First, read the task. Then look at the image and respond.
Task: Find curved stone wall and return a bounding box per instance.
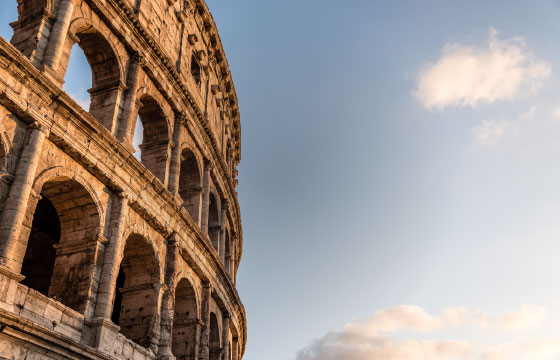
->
[0,0,245,359]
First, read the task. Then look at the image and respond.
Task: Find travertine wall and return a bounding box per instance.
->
[0,0,245,359]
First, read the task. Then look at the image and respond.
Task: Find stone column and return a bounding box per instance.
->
[0,122,47,272]
[158,233,179,359]
[200,162,211,234]
[198,283,212,360]
[231,337,239,360]
[225,255,232,278]
[168,113,186,196]
[222,313,230,360]
[93,192,129,321]
[42,0,75,70]
[117,53,144,148]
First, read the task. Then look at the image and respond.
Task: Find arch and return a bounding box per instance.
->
[178,147,202,223]
[209,312,221,360]
[62,18,124,131]
[111,232,160,348]
[134,94,171,183]
[32,166,105,227]
[208,193,220,252]
[172,278,199,360]
[21,175,102,313]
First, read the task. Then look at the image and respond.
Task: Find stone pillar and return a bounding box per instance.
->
[117,53,144,147]
[219,208,227,263]
[158,233,179,359]
[10,6,54,65]
[198,283,212,360]
[93,192,129,321]
[231,337,239,360]
[42,0,75,70]
[168,113,186,196]
[200,162,211,234]
[0,122,47,272]
[225,255,232,278]
[222,313,230,360]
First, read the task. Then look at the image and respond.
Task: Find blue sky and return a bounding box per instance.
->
[4,1,560,359]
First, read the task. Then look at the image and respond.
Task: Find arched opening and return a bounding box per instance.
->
[20,197,59,295]
[111,234,159,348]
[191,55,201,87]
[134,95,170,183]
[61,25,121,131]
[63,44,92,110]
[209,313,221,360]
[208,193,220,252]
[172,279,198,360]
[21,177,100,313]
[178,148,202,223]
[132,115,144,161]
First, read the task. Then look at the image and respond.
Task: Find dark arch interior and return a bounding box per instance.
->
[111,266,126,325]
[178,149,202,223]
[136,95,169,182]
[21,177,100,313]
[208,193,220,252]
[191,55,201,86]
[172,279,198,360]
[20,197,60,295]
[112,234,159,348]
[209,313,221,360]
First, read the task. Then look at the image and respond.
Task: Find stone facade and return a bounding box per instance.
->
[0,0,245,359]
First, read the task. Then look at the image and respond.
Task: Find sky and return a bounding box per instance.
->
[3,1,560,359]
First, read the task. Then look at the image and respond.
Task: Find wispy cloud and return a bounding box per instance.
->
[470,118,515,146]
[414,28,551,110]
[296,305,551,360]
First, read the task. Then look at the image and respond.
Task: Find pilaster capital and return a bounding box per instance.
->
[175,111,188,125]
[116,191,129,201]
[27,120,47,133]
[132,51,145,66]
[167,231,180,247]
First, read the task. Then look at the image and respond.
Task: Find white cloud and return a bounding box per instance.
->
[296,305,552,360]
[297,335,472,360]
[470,106,540,146]
[471,119,513,146]
[414,28,551,110]
[499,305,547,331]
[481,337,560,360]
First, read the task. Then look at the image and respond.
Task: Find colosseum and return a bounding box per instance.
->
[0,0,246,359]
